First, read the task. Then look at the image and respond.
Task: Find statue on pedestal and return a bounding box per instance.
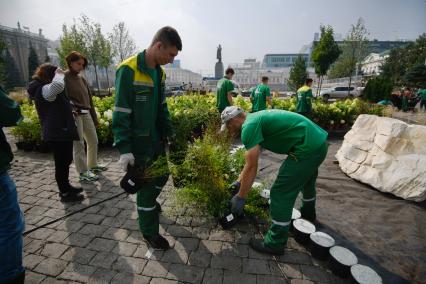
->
[215,44,224,79]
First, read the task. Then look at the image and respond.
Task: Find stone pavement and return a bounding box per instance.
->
[8,139,345,284]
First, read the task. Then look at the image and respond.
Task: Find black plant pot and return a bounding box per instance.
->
[309,231,335,260]
[23,142,34,152]
[292,218,316,245]
[329,246,358,278]
[350,264,382,284]
[15,142,25,150]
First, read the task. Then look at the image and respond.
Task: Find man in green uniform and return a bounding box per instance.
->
[251,76,272,112]
[296,78,314,117]
[417,87,426,111]
[216,68,235,113]
[112,26,182,250]
[220,106,328,255]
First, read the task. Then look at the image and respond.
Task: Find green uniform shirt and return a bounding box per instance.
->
[145,67,159,142]
[251,84,271,112]
[241,110,328,159]
[216,77,234,112]
[296,85,313,113]
[0,86,22,174]
[418,89,426,101]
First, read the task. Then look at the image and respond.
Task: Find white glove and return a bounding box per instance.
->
[118,153,135,171]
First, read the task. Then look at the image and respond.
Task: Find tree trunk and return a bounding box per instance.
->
[316,75,321,96]
[348,75,353,97]
[319,75,323,94]
[93,62,101,96]
[105,66,111,94]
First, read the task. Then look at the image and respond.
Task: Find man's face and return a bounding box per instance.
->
[156,43,179,65]
[227,73,234,80]
[307,81,313,87]
[227,116,243,137]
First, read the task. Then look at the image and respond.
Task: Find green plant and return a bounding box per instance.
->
[362,76,393,102]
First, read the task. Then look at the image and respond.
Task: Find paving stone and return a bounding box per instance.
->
[43,208,66,218]
[211,255,242,271]
[58,262,97,282]
[112,241,138,256]
[221,242,249,257]
[25,271,46,284]
[208,229,235,242]
[113,255,147,274]
[248,247,274,260]
[257,275,287,283]
[55,221,84,233]
[34,257,69,277]
[60,247,97,265]
[40,242,69,258]
[110,272,151,284]
[198,240,222,254]
[290,280,314,284]
[81,213,105,224]
[28,228,56,240]
[88,268,118,284]
[98,206,121,217]
[39,276,69,284]
[150,278,178,284]
[300,265,331,283]
[87,237,117,252]
[159,215,176,225]
[89,252,119,269]
[176,216,193,226]
[24,253,46,270]
[79,224,109,237]
[188,251,212,268]
[63,232,95,248]
[126,231,145,244]
[167,225,192,237]
[242,258,271,274]
[174,237,200,251]
[122,219,139,230]
[102,227,130,240]
[222,271,256,284]
[166,263,204,283]
[142,260,170,277]
[133,243,164,260]
[46,230,70,243]
[202,268,223,284]
[278,263,303,279]
[161,248,189,264]
[24,239,44,254]
[278,251,313,265]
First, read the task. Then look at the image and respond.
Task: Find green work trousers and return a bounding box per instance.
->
[264,142,328,249]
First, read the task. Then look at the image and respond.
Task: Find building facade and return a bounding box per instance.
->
[360,52,389,75]
[262,54,310,68]
[0,23,48,84]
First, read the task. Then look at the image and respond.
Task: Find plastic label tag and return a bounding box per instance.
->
[226,214,234,222]
[128,179,135,186]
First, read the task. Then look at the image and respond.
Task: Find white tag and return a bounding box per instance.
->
[226,214,234,222]
[145,247,154,259]
[261,189,270,199]
[128,179,135,186]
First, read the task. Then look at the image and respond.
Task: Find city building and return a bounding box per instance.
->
[164,60,203,86]
[360,51,390,75]
[0,22,48,84]
[262,54,310,68]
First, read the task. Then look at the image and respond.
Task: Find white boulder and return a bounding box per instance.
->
[336,114,426,202]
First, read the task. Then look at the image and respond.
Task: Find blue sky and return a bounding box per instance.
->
[1,0,425,75]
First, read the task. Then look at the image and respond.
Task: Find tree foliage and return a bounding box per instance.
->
[362,76,393,102]
[56,22,87,68]
[287,55,308,92]
[109,22,136,63]
[311,25,341,77]
[28,43,40,81]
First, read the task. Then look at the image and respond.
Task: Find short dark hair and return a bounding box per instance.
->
[32,63,57,84]
[306,78,313,85]
[225,67,235,75]
[65,51,88,69]
[262,76,269,82]
[151,26,182,51]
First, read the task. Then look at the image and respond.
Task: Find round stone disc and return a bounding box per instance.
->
[351,264,382,284]
[293,219,316,235]
[310,231,335,248]
[330,246,358,267]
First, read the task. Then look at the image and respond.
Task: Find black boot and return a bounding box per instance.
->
[60,191,84,202]
[66,184,83,194]
[156,201,163,213]
[249,238,284,256]
[143,234,170,250]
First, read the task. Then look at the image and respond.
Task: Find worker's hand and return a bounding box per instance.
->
[118,153,135,171]
[230,194,246,216]
[228,181,241,195]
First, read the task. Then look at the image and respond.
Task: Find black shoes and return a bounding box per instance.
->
[60,191,84,202]
[143,234,170,250]
[249,238,284,256]
[67,184,83,194]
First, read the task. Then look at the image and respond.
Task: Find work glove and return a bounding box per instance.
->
[228,181,241,195]
[118,153,135,171]
[230,194,246,216]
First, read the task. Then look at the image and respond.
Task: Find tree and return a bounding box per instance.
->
[287,55,308,92]
[98,34,115,93]
[311,25,341,94]
[56,23,87,68]
[404,63,426,88]
[3,49,23,90]
[0,36,6,86]
[328,18,369,95]
[109,22,136,63]
[381,34,426,85]
[28,43,39,81]
[362,76,392,102]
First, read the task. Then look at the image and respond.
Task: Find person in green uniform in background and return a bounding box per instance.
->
[402,87,410,112]
[250,76,272,112]
[417,87,426,111]
[220,106,328,255]
[296,78,314,117]
[112,26,182,250]
[216,68,235,113]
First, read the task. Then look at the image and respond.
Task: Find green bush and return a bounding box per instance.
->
[362,76,393,103]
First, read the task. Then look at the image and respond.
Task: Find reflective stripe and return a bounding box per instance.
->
[271,219,291,227]
[114,106,132,114]
[155,186,162,190]
[302,197,316,202]
[134,81,154,87]
[137,206,157,211]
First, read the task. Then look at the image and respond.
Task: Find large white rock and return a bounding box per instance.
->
[336,114,426,202]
